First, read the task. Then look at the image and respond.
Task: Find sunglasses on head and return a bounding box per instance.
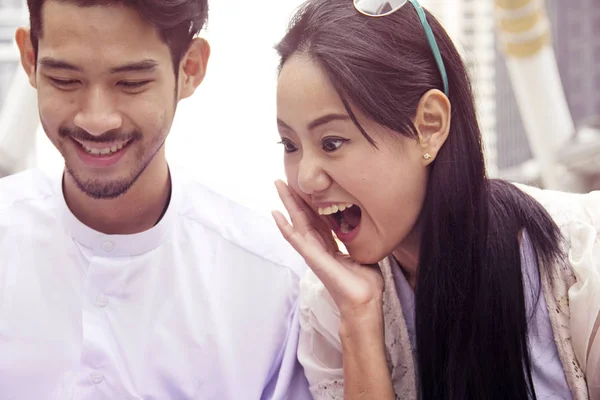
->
[353,0,450,96]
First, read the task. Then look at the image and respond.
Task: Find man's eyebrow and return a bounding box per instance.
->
[109,60,159,74]
[38,57,82,71]
[37,58,160,74]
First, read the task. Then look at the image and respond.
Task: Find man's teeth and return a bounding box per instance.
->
[81,142,127,155]
[318,203,354,216]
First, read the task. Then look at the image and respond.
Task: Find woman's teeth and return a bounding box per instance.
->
[317,203,354,215]
[318,203,358,234]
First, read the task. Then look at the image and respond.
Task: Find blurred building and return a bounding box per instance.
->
[497,0,600,172]
[547,0,600,127]
[0,0,32,177]
[425,0,599,188]
[0,0,25,112]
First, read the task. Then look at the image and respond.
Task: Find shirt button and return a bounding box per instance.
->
[96,296,108,308]
[102,241,114,252]
[91,372,104,384]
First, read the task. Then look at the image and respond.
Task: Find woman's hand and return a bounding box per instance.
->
[271,180,384,319]
[273,181,395,399]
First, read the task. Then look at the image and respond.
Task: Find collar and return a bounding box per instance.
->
[57,166,180,257]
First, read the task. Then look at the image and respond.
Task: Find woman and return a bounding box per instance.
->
[271,0,599,399]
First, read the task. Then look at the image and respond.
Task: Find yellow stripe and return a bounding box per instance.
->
[495,0,533,10]
[498,10,543,34]
[502,30,550,57]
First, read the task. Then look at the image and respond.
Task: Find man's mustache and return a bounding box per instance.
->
[59,126,142,143]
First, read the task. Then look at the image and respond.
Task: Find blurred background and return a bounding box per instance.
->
[0,0,598,213]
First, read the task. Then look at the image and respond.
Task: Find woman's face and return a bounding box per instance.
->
[276,53,431,264]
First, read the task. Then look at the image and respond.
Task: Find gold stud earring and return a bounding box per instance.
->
[423,153,432,160]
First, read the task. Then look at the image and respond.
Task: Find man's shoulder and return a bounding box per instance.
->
[0,168,58,211]
[176,172,307,279]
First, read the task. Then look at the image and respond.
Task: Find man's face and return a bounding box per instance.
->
[31,1,180,199]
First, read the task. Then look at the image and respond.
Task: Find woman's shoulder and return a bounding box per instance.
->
[513,182,600,229]
[515,182,599,280]
[516,183,600,396]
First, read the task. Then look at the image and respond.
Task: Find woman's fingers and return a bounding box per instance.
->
[288,186,340,253]
[271,210,303,252]
[275,180,339,254]
[274,180,313,233]
[271,210,352,288]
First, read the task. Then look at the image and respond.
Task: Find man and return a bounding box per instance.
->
[0,1,311,398]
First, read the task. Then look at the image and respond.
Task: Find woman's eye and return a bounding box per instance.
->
[278,138,298,153]
[322,137,349,153]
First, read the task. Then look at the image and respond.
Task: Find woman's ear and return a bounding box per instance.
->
[413,89,451,164]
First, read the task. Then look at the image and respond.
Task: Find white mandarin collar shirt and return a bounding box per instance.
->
[0,166,311,400]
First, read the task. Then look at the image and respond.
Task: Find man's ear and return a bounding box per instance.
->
[178,37,210,100]
[15,27,37,88]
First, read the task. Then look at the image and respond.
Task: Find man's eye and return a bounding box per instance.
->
[322,137,349,152]
[48,77,79,87]
[118,81,151,89]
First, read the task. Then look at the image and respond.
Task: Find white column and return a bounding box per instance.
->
[494,0,576,189]
[0,65,39,176]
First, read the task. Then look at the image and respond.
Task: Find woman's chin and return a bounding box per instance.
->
[345,246,386,266]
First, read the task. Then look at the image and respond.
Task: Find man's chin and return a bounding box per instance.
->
[78,181,134,200]
[65,169,135,200]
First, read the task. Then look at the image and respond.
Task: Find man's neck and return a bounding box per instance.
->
[63,161,172,235]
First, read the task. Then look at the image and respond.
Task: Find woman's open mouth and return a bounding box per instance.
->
[318,203,362,242]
